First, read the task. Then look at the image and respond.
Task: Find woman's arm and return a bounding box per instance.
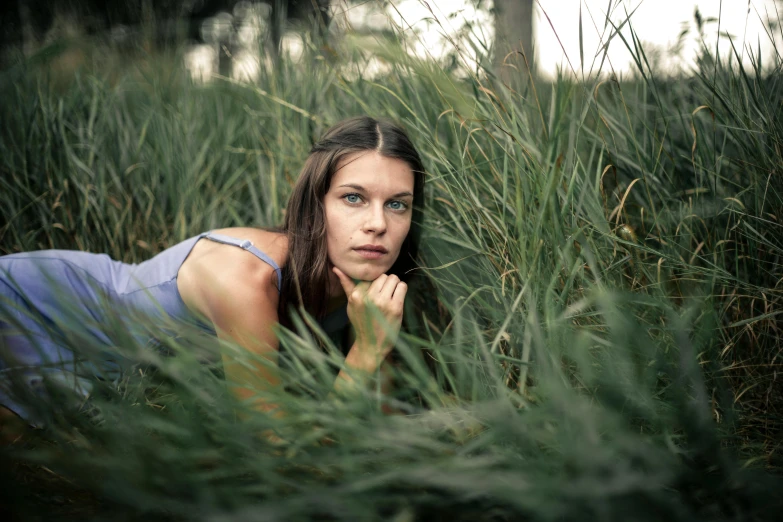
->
[204,268,284,417]
[206,263,406,426]
[330,268,407,403]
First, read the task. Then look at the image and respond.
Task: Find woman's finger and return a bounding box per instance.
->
[391,281,408,308]
[377,274,400,301]
[368,273,388,295]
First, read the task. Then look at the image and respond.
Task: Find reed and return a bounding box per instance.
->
[1,2,781,520]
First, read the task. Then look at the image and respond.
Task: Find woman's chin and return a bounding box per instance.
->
[343,264,388,282]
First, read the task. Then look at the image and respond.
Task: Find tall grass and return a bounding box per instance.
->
[1,2,782,520]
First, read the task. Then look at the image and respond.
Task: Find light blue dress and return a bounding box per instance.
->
[0,231,347,424]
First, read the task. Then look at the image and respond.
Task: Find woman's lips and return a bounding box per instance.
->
[354,248,386,260]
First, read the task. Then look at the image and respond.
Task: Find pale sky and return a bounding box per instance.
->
[535,0,780,78]
[381,0,781,78]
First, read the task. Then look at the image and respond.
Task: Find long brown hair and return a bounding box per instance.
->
[277,116,425,329]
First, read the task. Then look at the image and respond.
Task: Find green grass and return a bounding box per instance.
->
[1,4,782,520]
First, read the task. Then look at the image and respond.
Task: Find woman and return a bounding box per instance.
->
[0,116,425,432]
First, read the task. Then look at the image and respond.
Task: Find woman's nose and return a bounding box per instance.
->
[362,204,387,234]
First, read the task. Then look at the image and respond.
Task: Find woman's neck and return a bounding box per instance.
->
[325,293,347,315]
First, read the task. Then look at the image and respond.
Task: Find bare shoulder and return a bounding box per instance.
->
[178,227,288,324]
[212,227,288,270]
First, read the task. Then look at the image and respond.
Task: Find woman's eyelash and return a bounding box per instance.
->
[341,193,409,211]
[387,200,409,210]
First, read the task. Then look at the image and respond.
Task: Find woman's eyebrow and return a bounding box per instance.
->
[337,184,413,198]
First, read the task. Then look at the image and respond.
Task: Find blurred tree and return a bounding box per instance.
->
[270,0,331,61]
[0,0,331,61]
[492,0,535,88]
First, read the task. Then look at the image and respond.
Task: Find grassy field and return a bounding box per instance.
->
[1,5,782,521]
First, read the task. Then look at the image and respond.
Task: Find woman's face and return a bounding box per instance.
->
[324,151,415,289]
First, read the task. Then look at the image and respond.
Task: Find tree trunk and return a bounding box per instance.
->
[493,0,535,89]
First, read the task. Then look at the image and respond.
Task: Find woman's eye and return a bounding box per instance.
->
[387,200,408,211]
[344,194,362,204]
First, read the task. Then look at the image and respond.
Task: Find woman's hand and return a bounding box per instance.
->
[332,267,407,365]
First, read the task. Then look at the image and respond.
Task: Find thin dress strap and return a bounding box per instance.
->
[203,232,282,291]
